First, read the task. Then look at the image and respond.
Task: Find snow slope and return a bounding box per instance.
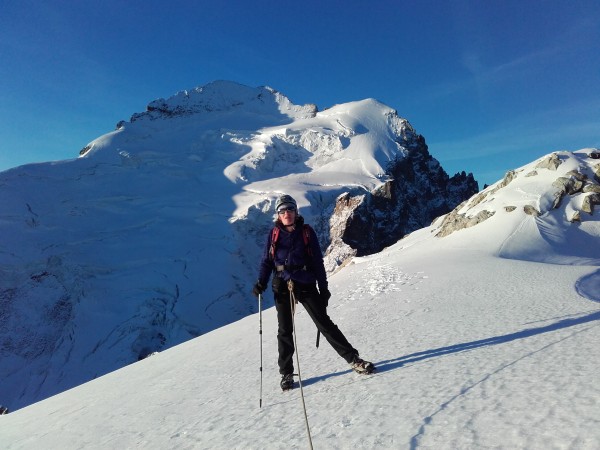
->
[2,151,600,449]
[431,149,600,266]
[0,81,460,411]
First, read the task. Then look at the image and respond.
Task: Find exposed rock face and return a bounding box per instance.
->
[583,182,600,193]
[532,160,600,217]
[552,168,600,212]
[324,193,361,272]
[435,207,495,238]
[432,168,520,238]
[582,193,600,214]
[328,135,479,256]
[535,153,563,170]
[523,205,541,216]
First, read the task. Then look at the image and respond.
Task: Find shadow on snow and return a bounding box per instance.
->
[375,309,600,374]
[301,309,600,386]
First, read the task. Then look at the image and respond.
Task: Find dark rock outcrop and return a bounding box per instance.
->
[328,134,479,256]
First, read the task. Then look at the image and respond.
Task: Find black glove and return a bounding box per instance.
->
[320,288,331,307]
[252,281,266,298]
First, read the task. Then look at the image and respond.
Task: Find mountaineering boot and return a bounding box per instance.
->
[280,373,294,391]
[350,355,375,374]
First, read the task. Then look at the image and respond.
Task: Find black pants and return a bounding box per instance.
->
[273,282,357,375]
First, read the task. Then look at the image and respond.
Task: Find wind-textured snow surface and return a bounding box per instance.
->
[2,149,600,449]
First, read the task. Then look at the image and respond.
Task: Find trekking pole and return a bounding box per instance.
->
[316,331,320,348]
[288,280,314,450]
[258,293,264,408]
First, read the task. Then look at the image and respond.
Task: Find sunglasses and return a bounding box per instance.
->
[277,206,297,214]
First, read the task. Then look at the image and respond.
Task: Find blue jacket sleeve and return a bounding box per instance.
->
[257,231,275,287]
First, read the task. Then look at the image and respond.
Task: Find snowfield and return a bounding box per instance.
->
[2,207,599,449]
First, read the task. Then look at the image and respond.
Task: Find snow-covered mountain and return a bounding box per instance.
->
[1,147,599,449]
[0,81,477,411]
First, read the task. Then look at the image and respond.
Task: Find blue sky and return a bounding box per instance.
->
[1,0,599,187]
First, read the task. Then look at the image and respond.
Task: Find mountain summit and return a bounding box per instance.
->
[0,81,477,410]
[126,80,318,124]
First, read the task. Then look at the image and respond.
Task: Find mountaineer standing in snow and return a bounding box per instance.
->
[252,194,374,391]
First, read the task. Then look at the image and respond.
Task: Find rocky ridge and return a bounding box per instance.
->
[326,133,478,263]
[432,149,600,238]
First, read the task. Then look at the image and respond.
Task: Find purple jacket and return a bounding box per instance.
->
[257,217,328,292]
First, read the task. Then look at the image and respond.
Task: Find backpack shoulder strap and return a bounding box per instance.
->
[302,224,313,256]
[269,227,280,260]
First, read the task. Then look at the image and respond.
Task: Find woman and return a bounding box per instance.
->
[253,194,374,391]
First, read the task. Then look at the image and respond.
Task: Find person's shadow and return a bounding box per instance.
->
[302,309,600,386]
